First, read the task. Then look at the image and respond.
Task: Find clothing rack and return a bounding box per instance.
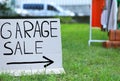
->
[88,0,117,46]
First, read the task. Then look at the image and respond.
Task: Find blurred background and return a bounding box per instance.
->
[0,0,91,23]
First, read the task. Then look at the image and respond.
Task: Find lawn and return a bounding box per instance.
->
[0,23,120,81]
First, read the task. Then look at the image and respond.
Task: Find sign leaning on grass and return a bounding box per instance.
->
[0,18,65,75]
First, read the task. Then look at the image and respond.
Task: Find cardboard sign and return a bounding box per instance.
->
[0,18,65,75]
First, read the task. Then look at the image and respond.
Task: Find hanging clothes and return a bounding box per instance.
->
[92,0,105,27]
[107,0,117,30]
[101,0,108,31]
[101,9,108,31]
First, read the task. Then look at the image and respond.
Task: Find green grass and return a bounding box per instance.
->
[0,23,120,81]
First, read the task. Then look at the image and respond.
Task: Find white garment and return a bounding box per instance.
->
[107,0,117,30]
[101,10,108,29]
[101,0,109,29]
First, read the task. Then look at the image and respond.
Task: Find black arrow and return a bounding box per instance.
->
[7,56,54,68]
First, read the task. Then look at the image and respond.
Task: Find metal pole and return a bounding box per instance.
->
[88,0,92,46]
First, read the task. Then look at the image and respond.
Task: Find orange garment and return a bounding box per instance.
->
[92,0,105,27]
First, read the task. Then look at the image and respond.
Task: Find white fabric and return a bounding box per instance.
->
[101,0,109,29]
[101,0,117,30]
[101,10,108,29]
[107,0,117,30]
